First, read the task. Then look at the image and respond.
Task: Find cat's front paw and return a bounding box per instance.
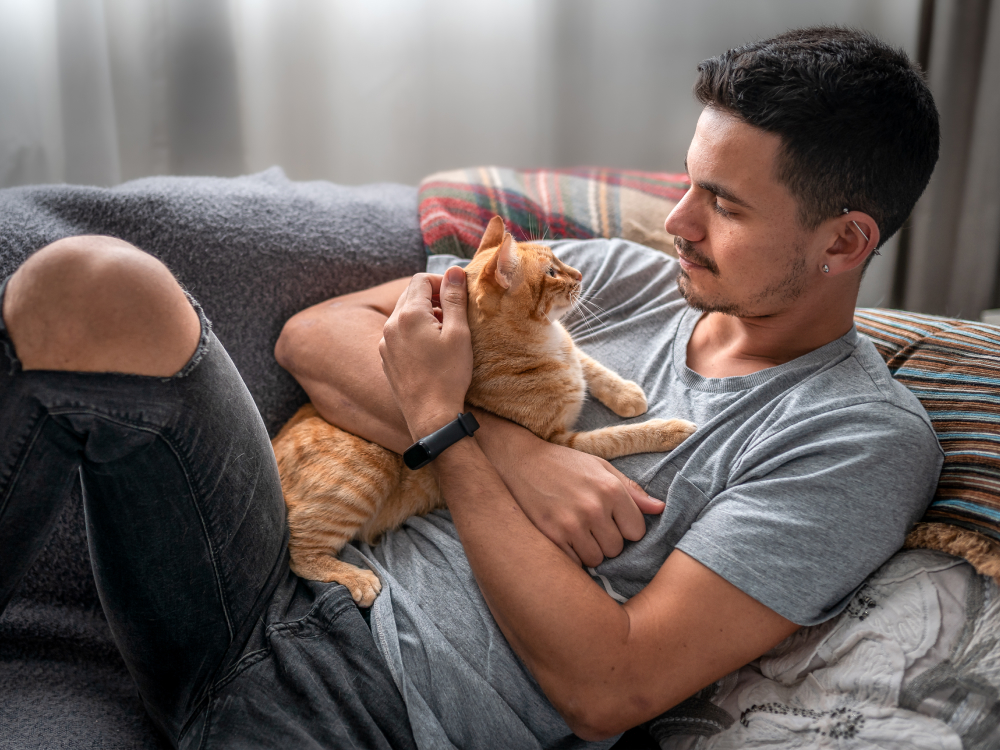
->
[611,381,648,418]
[648,418,697,451]
[340,568,383,608]
[291,555,384,608]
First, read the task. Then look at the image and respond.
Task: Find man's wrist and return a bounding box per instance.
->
[467,408,535,470]
[403,412,480,470]
[406,404,464,442]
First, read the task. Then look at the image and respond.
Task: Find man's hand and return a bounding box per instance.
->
[521,449,665,568]
[473,410,665,567]
[379,267,473,440]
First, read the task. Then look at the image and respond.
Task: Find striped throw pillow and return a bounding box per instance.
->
[855,309,1000,580]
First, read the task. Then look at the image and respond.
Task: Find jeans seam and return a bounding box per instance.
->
[0,412,50,523]
[264,583,354,641]
[195,689,214,750]
[212,647,271,693]
[47,406,236,641]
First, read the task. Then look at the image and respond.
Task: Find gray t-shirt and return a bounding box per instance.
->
[343,238,943,750]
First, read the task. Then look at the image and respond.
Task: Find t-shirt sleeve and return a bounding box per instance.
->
[674,400,943,626]
[425,254,469,274]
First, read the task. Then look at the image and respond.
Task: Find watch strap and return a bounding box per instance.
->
[403,412,480,470]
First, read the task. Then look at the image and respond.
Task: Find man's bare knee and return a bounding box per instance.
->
[2,236,201,376]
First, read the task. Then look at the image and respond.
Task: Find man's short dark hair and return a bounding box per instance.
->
[694,26,939,248]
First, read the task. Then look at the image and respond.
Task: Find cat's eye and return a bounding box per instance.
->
[547,267,557,277]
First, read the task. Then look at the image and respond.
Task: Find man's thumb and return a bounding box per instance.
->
[441,265,468,328]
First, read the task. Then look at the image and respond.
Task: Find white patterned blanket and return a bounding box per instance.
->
[655,550,1000,749]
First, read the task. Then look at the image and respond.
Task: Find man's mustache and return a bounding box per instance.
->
[674,236,720,276]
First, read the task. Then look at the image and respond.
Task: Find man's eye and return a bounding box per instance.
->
[713,201,734,218]
[547,267,557,277]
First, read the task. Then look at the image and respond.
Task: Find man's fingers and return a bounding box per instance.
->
[570,535,604,569]
[398,274,442,313]
[631,492,666,516]
[603,465,662,542]
[559,542,583,567]
[591,520,625,560]
[610,465,665,516]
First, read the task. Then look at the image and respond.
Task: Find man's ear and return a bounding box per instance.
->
[475,216,506,256]
[824,212,881,275]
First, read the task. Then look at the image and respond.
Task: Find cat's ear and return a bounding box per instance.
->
[476,216,506,256]
[493,233,518,289]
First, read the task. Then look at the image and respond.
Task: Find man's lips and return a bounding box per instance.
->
[677,252,705,271]
[674,237,719,275]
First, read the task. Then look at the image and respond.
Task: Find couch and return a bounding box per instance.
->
[2,168,999,749]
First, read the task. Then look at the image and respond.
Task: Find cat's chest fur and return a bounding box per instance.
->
[465,314,587,440]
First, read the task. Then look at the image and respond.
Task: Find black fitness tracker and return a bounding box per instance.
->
[403,412,480,470]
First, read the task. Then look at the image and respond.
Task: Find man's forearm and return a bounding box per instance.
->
[431,437,635,740]
[275,279,412,453]
[275,280,541,462]
[432,436,799,740]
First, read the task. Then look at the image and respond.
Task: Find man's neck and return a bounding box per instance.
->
[686,305,856,379]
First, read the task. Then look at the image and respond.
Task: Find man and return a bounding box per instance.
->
[0,26,941,749]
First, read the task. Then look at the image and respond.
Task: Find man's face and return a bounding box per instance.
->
[665,107,822,318]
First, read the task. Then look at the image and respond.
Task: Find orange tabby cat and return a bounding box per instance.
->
[272,216,696,605]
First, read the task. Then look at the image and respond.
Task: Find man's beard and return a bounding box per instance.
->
[674,236,809,317]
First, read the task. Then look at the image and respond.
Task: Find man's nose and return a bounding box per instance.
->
[664,190,702,241]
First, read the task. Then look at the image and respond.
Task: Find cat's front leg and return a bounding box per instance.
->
[578,351,648,418]
[551,419,697,460]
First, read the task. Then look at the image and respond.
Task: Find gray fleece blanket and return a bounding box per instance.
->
[0,168,425,748]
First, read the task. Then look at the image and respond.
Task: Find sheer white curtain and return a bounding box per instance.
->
[1,0,924,306]
[0,0,922,185]
[897,0,1000,319]
[229,0,555,185]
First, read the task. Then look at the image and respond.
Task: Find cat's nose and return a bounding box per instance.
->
[567,268,582,281]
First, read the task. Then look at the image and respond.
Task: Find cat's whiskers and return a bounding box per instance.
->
[567,289,606,336]
[575,291,609,321]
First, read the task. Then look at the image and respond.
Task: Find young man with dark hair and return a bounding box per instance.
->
[0,26,942,749]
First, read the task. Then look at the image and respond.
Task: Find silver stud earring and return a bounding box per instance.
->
[823,264,830,273]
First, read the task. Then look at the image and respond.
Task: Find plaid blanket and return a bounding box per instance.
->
[419,166,688,257]
[416,165,1000,583]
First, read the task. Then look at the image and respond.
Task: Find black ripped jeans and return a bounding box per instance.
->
[0,277,416,750]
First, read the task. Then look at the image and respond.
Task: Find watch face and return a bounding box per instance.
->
[403,442,433,470]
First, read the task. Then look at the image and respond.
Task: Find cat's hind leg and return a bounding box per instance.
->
[290,554,383,607]
[551,419,697,460]
[272,405,399,607]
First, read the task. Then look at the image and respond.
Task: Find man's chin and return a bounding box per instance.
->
[677,276,744,316]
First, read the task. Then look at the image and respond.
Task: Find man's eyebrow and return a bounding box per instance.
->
[683,158,755,210]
